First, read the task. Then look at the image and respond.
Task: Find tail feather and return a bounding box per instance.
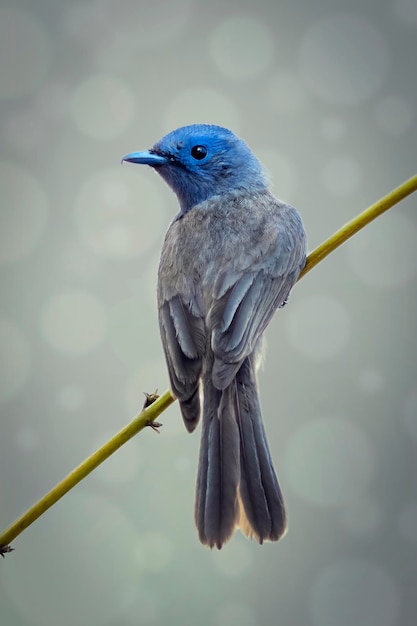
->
[235,357,287,542]
[194,357,287,549]
[179,386,201,433]
[195,381,240,548]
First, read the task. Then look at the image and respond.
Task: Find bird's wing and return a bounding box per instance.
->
[158,294,205,399]
[159,292,206,431]
[209,209,306,389]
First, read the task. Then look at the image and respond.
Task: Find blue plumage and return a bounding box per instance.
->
[123,124,307,548]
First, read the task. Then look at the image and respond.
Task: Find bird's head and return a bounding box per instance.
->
[122,124,268,213]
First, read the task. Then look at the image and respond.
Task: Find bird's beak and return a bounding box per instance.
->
[121,151,167,166]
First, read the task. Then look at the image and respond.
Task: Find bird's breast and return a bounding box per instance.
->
[157,191,292,311]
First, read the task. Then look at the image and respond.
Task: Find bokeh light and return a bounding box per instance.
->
[212,536,253,577]
[286,294,351,361]
[398,503,417,544]
[0,492,142,626]
[56,384,86,412]
[1,1,416,624]
[267,70,308,115]
[0,162,49,264]
[215,601,257,626]
[163,87,242,134]
[346,212,417,288]
[310,558,400,626]
[403,389,417,441]
[376,95,415,135]
[255,148,297,199]
[92,431,143,485]
[322,155,362,196]
[299,15,389,105]
[284,417,375,508]
[63,0,194,51]
[394,0,417,26]
[321,116,347,142]
[358,367,384,394]
[75,168,167,258]
[40,290,107,355]
[15,427,41,451]
[0,7,51,100]
[70,75,135,140]
[0,319,31,403]
[339,498,382,534]
[210,15,274,80]
[133,531,175,573]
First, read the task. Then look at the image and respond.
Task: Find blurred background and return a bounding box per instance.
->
[0,0,416,625]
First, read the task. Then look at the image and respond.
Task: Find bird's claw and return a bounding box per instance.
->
[146,420,163,433]
[0,544,14,558]
[142,389,159,409]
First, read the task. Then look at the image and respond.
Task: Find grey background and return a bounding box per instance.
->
[0,1,416,625]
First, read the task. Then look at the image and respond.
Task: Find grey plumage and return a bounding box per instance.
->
[157,190,306,548]
[123,125,307,548]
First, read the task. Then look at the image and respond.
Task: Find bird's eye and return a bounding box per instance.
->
[191,145,208,160]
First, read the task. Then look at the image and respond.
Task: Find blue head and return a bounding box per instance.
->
[122,124,268,213]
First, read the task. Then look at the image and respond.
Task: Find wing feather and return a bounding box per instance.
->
[210,212,306,389]
[159,297,205,397]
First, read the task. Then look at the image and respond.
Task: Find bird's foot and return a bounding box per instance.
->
[146,420,163,433]
[0,544,14,558]
[142,389,159,409]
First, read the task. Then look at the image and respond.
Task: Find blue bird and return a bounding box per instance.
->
[123,124,307,548]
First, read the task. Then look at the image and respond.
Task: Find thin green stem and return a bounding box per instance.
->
[1,174,416,554]
[0,391,174,551]
[299,174,417,279]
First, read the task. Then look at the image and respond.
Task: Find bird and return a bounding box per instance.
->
[122,124,307,549]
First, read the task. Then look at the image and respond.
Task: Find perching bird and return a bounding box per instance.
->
[123,125,307,549]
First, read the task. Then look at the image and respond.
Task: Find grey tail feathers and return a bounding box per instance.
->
[194,356,287,549]
[179,386,201,433]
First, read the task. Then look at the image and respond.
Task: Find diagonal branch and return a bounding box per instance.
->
[299,173,417,279]
[0,173,416,555]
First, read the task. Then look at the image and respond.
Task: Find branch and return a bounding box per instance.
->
[299,173,417,279]
[1,174,416,555]
[0,391,175,553]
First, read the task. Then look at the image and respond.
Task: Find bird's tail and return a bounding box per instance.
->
[194,356,287,549]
